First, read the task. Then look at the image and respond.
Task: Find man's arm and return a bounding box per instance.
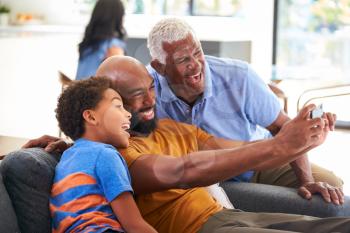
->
[267,112,317,188]
[199,112,318,193]
[129,105,325,194]
[22,135,72,153]
[199,136,247,151]
[267,111,343,205]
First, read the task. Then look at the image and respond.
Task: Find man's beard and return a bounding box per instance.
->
[130,109,157,136]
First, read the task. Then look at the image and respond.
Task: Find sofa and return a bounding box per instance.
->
[1,148,350,233]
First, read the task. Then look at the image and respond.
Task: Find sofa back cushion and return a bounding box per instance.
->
[0,148,60,233]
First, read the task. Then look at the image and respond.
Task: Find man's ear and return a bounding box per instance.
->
[82,110,98,125]
[150,60,166,76]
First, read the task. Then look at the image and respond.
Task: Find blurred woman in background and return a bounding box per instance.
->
[76,0,127,80]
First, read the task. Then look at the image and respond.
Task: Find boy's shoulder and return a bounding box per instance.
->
[74,138,115,149]
[65,139,119,159]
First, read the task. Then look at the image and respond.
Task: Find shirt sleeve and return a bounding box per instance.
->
[95,148,133,202]
[196,126,214,148]
[244,64,281,128]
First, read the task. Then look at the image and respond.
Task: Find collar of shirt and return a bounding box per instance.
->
[74,138,116,150]
[157,59,213,103]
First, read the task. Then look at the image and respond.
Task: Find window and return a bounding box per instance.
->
[123,0,244,16]
[192,0,243,16]
[274,0,350,82]
[273,0,350,122]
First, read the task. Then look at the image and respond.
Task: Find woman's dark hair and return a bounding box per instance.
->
[78,0,126,58]
[56,76,113,140]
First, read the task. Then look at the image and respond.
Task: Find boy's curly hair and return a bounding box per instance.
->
[56,76,113,140]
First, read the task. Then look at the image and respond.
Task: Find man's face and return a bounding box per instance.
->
[112,67,157,135]
[161,34,205,104]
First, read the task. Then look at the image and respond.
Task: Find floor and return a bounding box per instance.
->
[0,135,29,158]
[308,129,350,195]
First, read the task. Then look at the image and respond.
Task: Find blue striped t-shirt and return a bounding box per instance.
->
[50,138,132,233]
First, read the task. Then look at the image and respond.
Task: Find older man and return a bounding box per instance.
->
[24,56,350,233]
[146,18,343,203]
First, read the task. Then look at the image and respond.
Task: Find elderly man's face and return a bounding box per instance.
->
[161,34,205,104]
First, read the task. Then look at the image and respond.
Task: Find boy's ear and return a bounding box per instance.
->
[150,59,166,76]
[82,110,98,125]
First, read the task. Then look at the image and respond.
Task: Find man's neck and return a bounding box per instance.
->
[177,93,203,107]
[129,130,151,137]
[169,85,203,107]
[129,118,158,137]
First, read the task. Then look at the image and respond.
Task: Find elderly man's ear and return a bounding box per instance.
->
[150,60,166,76]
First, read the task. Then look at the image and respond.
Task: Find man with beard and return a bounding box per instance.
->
[23,56,350,233]
[146,18,343,204]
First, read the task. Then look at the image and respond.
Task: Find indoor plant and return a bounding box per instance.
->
[0,4,10,26]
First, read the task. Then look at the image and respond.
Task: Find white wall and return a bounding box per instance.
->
[0,34,80,138]
[244,0,274,80]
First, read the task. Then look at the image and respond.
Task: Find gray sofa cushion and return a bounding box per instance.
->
[0,173,20,232]
[0,148,60,233]
[221,181,350,217]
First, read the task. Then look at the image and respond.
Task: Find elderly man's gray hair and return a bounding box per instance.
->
[147,18,198,64]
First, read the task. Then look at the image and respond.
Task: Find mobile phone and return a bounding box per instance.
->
[310,104,323,119]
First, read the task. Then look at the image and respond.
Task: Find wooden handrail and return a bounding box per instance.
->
[296,83,350,130]
[58,71,73,138]
[58,71,73,87]
[268,83,288,113]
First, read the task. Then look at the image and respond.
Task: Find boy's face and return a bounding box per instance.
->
[93,88,131,148]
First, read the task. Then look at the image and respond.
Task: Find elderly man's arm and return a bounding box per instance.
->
[129,105,325,194]
[268,112,317,187]
[266,110,343,205]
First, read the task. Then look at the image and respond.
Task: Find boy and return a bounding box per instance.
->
[51,76,157,233]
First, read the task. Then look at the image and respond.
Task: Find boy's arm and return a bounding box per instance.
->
[110,192,157,233]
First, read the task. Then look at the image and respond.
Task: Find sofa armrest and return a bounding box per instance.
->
[221,182,350,217]
[0,148,60,233]
[0,173,20,232]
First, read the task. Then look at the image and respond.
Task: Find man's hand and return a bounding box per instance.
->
[298,182,344,205]
[323,111,337,131]
[307,110,335,147]
[22,135,71,153]
[275,104,328,157]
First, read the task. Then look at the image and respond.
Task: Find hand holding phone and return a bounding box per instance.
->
[310,104,323,119]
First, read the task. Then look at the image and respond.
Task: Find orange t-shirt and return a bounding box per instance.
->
[119,119,223,233]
